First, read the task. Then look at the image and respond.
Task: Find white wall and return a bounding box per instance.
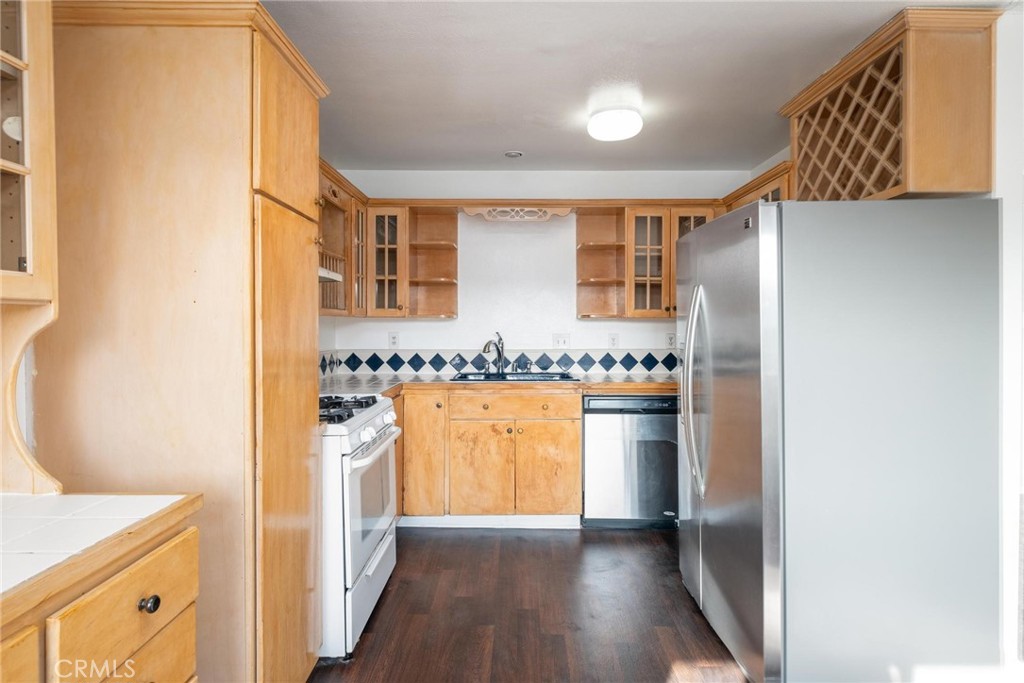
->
[749,146,790,179]
[321,213,673,351]
[338,169,747,200]
[994,6,1024,668]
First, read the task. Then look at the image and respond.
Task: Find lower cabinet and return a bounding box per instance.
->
[403,387,582,516]
[449,420,516,514]
[0,627,40,682]
[46,528,199,682]
[403,392,447,515]
[515,419,582,514]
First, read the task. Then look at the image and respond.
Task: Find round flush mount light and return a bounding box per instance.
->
[504,150,523,158]
[587,108,643,142]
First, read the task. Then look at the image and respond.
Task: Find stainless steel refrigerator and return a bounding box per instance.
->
[676,199,1000,683]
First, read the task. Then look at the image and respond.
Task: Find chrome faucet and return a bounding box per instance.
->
[482,332,505,375]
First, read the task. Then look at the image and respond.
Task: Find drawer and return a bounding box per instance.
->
[449,393,581,420]
[46,527,199,683]
[1,626,40,683]
[109,603,196,683]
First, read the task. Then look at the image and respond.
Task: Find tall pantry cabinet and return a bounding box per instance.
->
[32,3,327,682]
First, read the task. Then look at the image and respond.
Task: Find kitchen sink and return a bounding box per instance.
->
[450,371,579,382]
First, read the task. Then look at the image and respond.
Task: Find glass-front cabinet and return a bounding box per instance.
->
[625,208,670,317]
[367,207,408,317]
[1,0,57,303]
[668,207,715,314]
[348,200,367,316]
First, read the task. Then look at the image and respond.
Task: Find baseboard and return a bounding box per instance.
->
[397,514,581,529]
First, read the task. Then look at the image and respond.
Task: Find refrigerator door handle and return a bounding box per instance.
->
[685,284,706,498]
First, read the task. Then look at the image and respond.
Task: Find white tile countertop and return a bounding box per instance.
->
[0,493,185,593]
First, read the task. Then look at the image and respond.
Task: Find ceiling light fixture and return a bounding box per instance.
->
[587,108,643,142]
[504,150,523,158]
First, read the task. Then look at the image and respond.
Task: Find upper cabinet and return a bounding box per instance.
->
[722,162,792,213]
[1,0,57,304]
[576,203,716,319]
[625,207,671,318]
[327,199,458,319]
[780,8,1001,201]
[318,160,369,316]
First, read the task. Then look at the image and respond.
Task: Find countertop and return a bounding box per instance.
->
[0,493,189,594]
[320,373,679,396]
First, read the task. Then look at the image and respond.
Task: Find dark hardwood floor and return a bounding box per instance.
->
[309,528,746,683]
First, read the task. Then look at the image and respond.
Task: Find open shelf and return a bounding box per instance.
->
[577,241,625,250]
[408,207,459,318]
[409,240,457,250]
[576,207,627,318]
[410,277,457,285]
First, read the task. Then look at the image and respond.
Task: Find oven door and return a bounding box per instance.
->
[342,427,399,588]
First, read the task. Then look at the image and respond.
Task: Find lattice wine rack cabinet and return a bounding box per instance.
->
[780,8,1001,201]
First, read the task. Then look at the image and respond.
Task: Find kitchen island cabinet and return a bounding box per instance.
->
[33,3,327,682]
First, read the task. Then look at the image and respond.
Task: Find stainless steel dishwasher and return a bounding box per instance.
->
[582,395,680,529]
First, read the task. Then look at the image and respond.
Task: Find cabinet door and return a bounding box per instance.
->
[348,200,368,316]
[317,184,347,314]
[449,420,515,515]
[366,207,408,317]
[254,196,320,683]
[515,420,581,514]
[625,208,671,317]
[668,207,715,313]
[1,0,57,303]
[253,33,319,219]
[1,627,39,683]
[403,392,447,515]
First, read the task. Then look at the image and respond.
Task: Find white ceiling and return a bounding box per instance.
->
[264,0,999,172]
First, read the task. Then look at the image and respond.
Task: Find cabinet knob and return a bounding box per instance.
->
[664,306,671,312]
[397,304,404,311]
[435,402,443,409]
[316,197,326,208]
[137,595,161,614]
[314,236,324,246]
[542,403,549,410]
[482,403,489,410]
[517,427,524,435]
[506,428,513,434]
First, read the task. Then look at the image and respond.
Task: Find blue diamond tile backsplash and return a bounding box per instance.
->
[318,349,679,377]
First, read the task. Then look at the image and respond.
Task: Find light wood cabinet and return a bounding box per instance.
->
[34,4,327,682]
[414,387,582,516]
[0,495,201,683]
[449,420,516,514]
[722,162,792,213]
[515,419,582,515]
[367,206,409,317]
[317,160,370,317]
[364,206,459,318]
[576,207,626,318]
[1,0,61,496]
[668,208,715,314]
[0,0,57,304]
[625,207,671,318]
[402,392,447,515]
[780,8,1000,200]
[1,627,40,683]
[576,204,714,319]
[47,528,199,683]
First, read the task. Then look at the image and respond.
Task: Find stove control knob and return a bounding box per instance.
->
[360,427,377,442]
[382,411,396,425]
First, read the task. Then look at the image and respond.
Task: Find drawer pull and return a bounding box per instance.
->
[542,403,549,410]
[436,402,443,409]
[137,595,161,614]
[482,403,489,410]
[517,428,524,434]
[506,428,513,434]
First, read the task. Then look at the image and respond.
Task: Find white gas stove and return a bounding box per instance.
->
[319,393,400,659]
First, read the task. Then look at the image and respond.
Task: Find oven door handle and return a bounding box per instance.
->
[345,428,401,474]
[365,530,395,577]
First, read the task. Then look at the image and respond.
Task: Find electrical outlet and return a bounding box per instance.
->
[608,333,619,349]
[667,333,676,348]
[553,333,570,349]
[388,332,400,349]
